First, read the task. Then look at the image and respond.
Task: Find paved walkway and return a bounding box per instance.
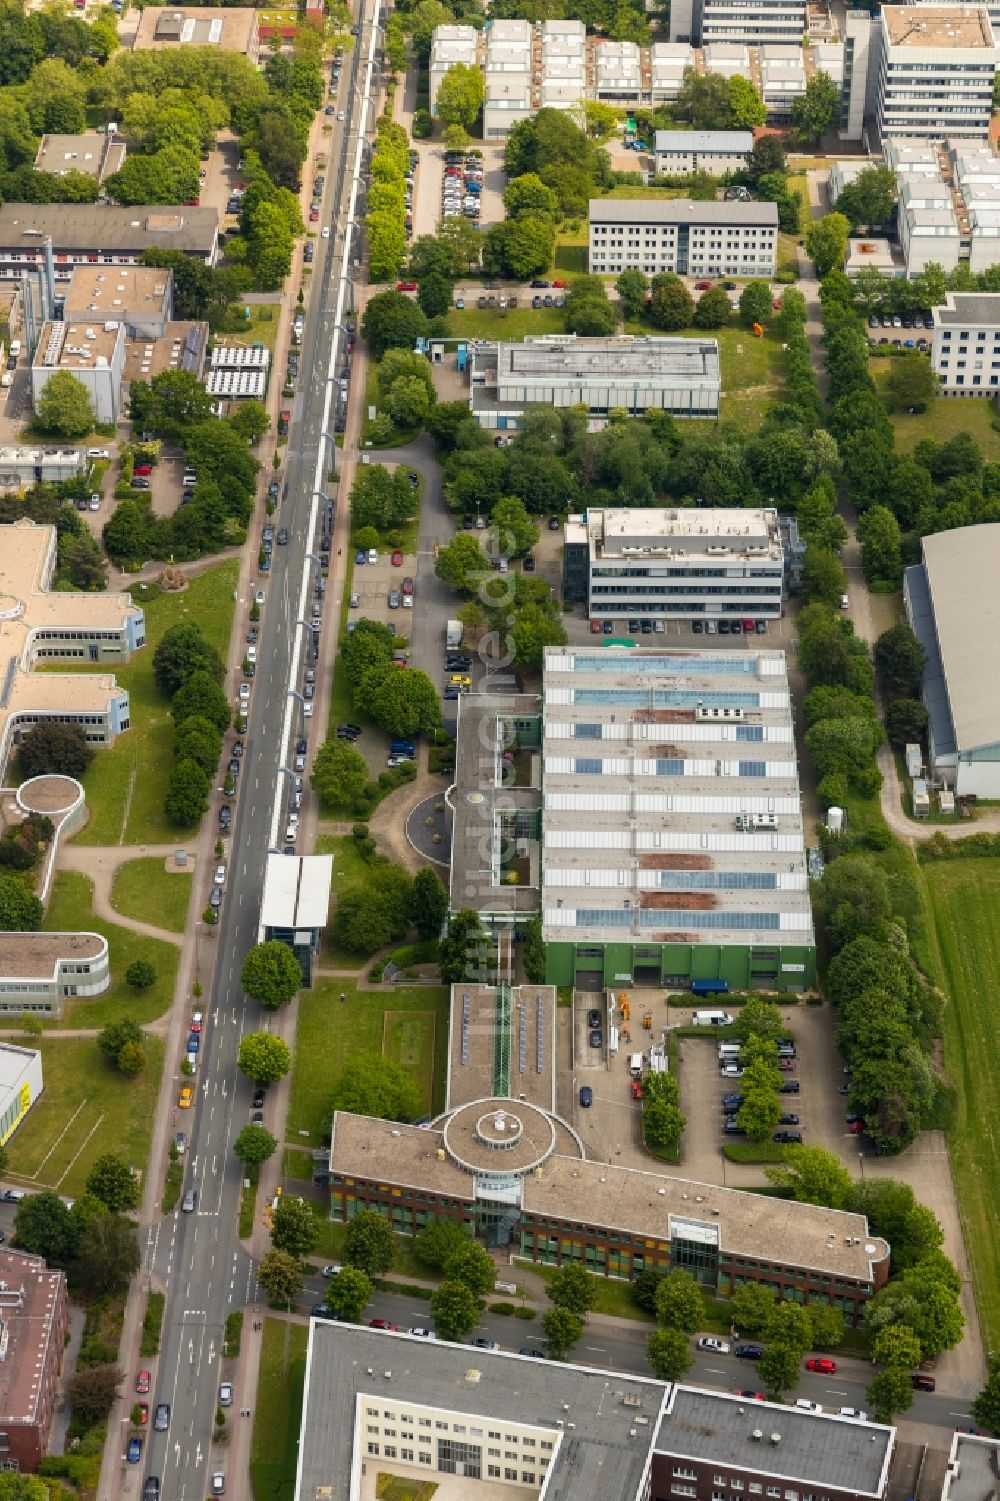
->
[57,843,190,947]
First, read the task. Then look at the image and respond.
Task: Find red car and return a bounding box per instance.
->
[773,297,782,310]
[551,279,566,288]
[590,619,602,634]
[370,1318,399,1331]
[134,463,153,476]
[805,1357,837,1375]
[396,281,417,292]
[778,1058,795,1071]
[135,1371,151,1396]
[694,279,713,290]
[737,1390,765,1401]
[848,1119,864,1134]
[391,549,403,566]
[309,210,319,222]
[136,1403,149,1426]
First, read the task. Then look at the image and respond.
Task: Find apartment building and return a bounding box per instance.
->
[930,291,1000,393]
[130,5,260,61]
[0,1249,69,1472]
[428,23,477,114]
[669,0,805,45]
[0,204,219,282]
[898,175,961,274]
[650,42,696,101]
[874,5,1000,142]
[468,336,721,428]
[654,129,753,176]
[483,19,533,138]
[539,19,586,110]
[34,130,125,183]
[594,39,643,102]
[0,519,144,774]
[759,45,809,117]
[589,198,778,278]
[562,506,785,622]
[0,936,109,1019]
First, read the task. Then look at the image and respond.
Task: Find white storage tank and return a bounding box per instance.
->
[826,805,844,834]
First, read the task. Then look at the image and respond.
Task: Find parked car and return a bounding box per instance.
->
[735,1344,763,1360]
[128,1437,143,1464]
[136,1370,151,1395]
[805,1357,837,1375]
[697,1337,730,1354]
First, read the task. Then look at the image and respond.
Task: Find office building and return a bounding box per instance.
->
[469,336,720,429]
[594,39,643,101]
[874,6,999,142]
[669,0,805,45]
[260,853,333,985]
[654,129,753,176]
[562,506,785,623]
[0,1249,69,1472]
[897,175,961,274]
[839,9,879,140]
[34,130,125,183]
[0,204,219,282]
[123,321,208,388]
[0,447,84,491]
[62,265,174,339]
[31,320,126,424]
[429,24,478,114]
[844,237,902,278]
[905,523,1000,794]
[589,198,779,278]
[0,939,108,1019]
[0,518,144,775]
[539,19,586,111]
[942,1434,1000,1501]
[759,45,809,117]
[0,1043,42,1138]
[130,5,260,61]
[930,291,1000,392]
[328,1102,885,1313]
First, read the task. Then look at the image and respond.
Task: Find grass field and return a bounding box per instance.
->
[920,859,1000,1349]
[5,1034,164,1197]
[447,305,566,341]
[871,363,1000,461]
[250,1318,308,1501]
[109,857,192,934]
[43,870,179,1027]
[622,323,785,430]
[287,981,449,1143]
[71,561,239,846]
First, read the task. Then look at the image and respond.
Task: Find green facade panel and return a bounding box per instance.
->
[544,941,815,990]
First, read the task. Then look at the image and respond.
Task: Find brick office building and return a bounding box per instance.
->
[0,1249,69,1471]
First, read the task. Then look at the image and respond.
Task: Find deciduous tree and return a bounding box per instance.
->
[344,1209,395,1276]
[86,1154,138,1214]
[18,721,92,778]
[542,1305,583,1361]
[257,1248,303,1304]
[67,1363,123,1424]
[759,1342,800,1397]
[34,370,95,438]
[270,1196,319,1259]
[325,1265,373,1323]
[431,1279,481,1341]
[311,739,369,811]
[233,1124,278,1172]
[330,1054,422,1122]
[548,1262,595,1316]
[654,1269,704,1332]
[414,1218,472,1271]
[408,866,448,941]
[241,942,301,1008]
[237,1031,292,1086]
[646,1327,693,1381]
[765,1145,853,1208]
[866,1366,914,1422]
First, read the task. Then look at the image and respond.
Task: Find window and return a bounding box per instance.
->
[419,1454,432,1466]
[367,1444,380,1457]
[488,1466,500,1479]
[672,1488,697,1498]
[505,1470,518,1482]
[384,1446,396,1460]
[402,1449,413,1462]
[523,1474,535,1485]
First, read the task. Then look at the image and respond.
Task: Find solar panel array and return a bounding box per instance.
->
[536,994,545,1074]
[518,1000,527,1074]
[460,992,470,1065]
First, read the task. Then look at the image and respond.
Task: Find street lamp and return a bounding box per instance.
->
[288,688,306,740]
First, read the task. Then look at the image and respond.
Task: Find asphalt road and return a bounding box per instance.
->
[132,13,380,1499]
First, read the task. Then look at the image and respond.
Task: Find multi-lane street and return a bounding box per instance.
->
[129,10,381,1497]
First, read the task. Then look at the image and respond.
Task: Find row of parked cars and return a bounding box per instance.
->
[443,150,483,222]
[718,1037,804,1145]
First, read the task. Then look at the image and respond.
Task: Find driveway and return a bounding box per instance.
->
[411,145,443,240]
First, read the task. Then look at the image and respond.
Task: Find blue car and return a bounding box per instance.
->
[128,1436,143,1464]
[187,1032,200,1053]
[355,548,366,565]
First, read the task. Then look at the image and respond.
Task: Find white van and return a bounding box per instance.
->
[692,1010,734,1027]
[628,1053,644,1078]
[717,1042,742,1060]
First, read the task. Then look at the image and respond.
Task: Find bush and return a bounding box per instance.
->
[140,1292,165,1357]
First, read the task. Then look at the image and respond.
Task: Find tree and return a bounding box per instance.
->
[325,1264,373,1322]
[732,997,785,1045]
[17,720,92,779]
[311,738,369,811]
[97,1017,145,1068]
[759,1341,801,1397]
[836,166,895,229]
[117,1041,146,1077]
[0,874,42,932]
[649,279,694,330]
[418,272,453,319]
[616,268,649,320]
[125,960,156,991]
[548,1262,595,1316]
[414,1217,471,1271]
[0,1477,49,1501]
[647,1327,694,1381]
[675,68,735,129]
[654,1269,704,1333]
[170,670,231,735]
[331,1055,423,1122]
[153,622,224,695]
[847,1181,944,1271]
[791,71,840,145]
[444,1242,496,1297]
[694,287,731,329]
[431,1279,481,1341]
[387,376,432,429]
[727,74,766,127]
[34,370,95,438]
[13,1191,78,1265]
[764,1301,812,1354]
[67,1363,123,1424]
[164,758,209,828]
[435,533,491,594]
[818,854,892,949]
[443,123,470,153]
[808,1303,845,1350]
[886,355,936,414]
[257,1248,304,1304]
[482,216,555,281]
[174,715,223,779]
[344,1208,395,1276]
[357,667,442,742]
[86,1154,138,1214]
[730,1282,776,1334]
[866,1367,914,1423]
[237,1031,292,1086]
[643,1090,686,1157]
[542,1305,584,1361]
[408,867,448,941]
[76,1211,139,1294]
[866,1263,964,1357]
[504,172,559,221]
[361,290,429,358]
[875,624,925,698]
[435,62,485,126]
[739,280,773,328]
[241,941,301,1009]
[490,495,539,558]
[973,1353,1000,1435]
[229,400,270,444]
[271,1196,319,1259]
[765,1145,853,1208]
[872,1323,923,1370]
[510,602,569,670]
[885,699,928,748]
[438,909,490,985]
[805,213,850,278]
[233,1124,278,1173]
[802,547,848,609]
[332,866,415,956]
[737,1086,782,1142]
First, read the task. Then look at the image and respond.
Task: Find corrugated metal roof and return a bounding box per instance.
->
[917,525,1000,753]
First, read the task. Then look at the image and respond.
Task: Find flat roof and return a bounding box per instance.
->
[124,321,207,384]
[34,132,125,181]
[446,983,558,1113]
[491,336,721,385]
[933,290,1000,325]
[654,130,754,151]
[590,197,779,227]
[329,1113,889,1282]
[132,5,257,51]
[261,853,333,931]
[33,321,121,373]
[0,1250,65,1427]
[569,506,783,563]
[0,1042,40,1087]
[0,936,105,983]
[295,1324,668,1501]
[63,265,171,317]
[916,525,1000,753]
[882,3,994,46]
[0,204,219,256]
[657,1387,894,1497]
[942,1434,1000,1501]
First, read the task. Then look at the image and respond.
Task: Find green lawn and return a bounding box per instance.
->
[287,980,449,1144]
[109,857,192,935]
[70,561,239,846]
[43,870,179,1027]
[305,1219,437,1281]
[920,859,1000,1350]
[221,302,281,354]
[625,323,785,430]
[447,305,567,341]
[250,1318,308,1501]
[870,362,1000,461]
[5,1034,164,1197]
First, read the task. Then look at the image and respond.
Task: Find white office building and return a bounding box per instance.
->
[468,336,721,429]
[669,0,805,46]
[428,24,478,114]
[650,43,694,101]
[563,507,785,623]
[539,19,586,110]
[594,40,643,101]
[897,175,961,274]
[654,129,753,176]
[760,46,809,117]
[930,292,1000,393]
[874,6,1000,142]
[589,198,778,278]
